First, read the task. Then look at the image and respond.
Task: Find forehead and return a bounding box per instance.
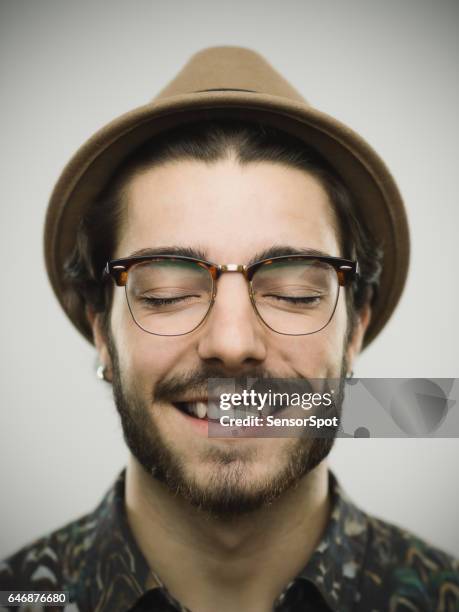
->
[115,159,341,261]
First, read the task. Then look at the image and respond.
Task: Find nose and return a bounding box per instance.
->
[196,273,268,372]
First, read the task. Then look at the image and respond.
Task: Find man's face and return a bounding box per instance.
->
[94,158,365,516]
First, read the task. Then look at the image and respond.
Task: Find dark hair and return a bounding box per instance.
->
[64,120,382,336]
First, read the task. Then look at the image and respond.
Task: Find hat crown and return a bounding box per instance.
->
[155,46,306,103]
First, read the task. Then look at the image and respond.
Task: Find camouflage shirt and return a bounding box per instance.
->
[1,471,458,612]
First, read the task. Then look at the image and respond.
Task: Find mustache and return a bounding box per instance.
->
[153,366,269,402]
[152,366,319,402]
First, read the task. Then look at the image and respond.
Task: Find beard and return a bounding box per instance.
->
[108,333,347,519]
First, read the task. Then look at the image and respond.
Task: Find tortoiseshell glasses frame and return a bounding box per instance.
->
[103,254,359,337]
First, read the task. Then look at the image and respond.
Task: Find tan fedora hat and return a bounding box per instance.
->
[44,46,409,347]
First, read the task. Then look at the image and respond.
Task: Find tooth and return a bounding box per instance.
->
[195,401,207,419]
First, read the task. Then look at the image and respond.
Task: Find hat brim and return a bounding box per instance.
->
[44,91,409,347]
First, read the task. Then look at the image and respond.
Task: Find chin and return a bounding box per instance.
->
[153,437,333,519]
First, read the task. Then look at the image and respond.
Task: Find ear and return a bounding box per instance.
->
[86,307,113,383]
[345,303,371,375]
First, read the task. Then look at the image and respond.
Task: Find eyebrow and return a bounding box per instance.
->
[126,245,335,266]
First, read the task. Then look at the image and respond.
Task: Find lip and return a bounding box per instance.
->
[171,402,261,439]
[170,401,211,436]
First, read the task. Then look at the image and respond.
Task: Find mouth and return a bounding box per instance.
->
[173,400,213,420]
[172,399,286,422]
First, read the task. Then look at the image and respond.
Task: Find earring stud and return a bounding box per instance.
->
[96,365,107,381]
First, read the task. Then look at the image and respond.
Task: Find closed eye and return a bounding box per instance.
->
[139,295,202,307]
[264,295,322,305]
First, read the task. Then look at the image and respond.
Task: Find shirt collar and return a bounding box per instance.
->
[83,472,151,611]
[83,470,368,612]
[297,472,369,611]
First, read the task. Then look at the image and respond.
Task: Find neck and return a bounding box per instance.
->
[126,457,330,612]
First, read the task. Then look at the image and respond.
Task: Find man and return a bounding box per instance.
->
[1,47,458,612]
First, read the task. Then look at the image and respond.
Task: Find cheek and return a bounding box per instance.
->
[317,293,349,362]
[109,292,187,388]
[274,294,348,376]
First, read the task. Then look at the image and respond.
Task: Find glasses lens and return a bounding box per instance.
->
[125,259,213,335]
[251,259,340,335]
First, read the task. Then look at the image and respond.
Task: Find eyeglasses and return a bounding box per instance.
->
[103,254,359,337]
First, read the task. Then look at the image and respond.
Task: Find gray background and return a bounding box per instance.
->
[1,0,458,557]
